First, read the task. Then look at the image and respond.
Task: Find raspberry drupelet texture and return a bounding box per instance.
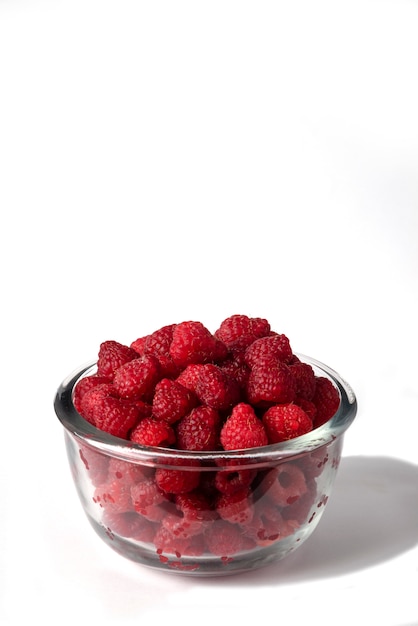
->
[194,363,241,411]
[129,417,176,447]
[246,359,296,406]
[262,403,313,443]
[97,340,139,378]
[214,314,270,347]
[176,406,221,451]
[220,403,268,450]
[152,378,197,424]
[312,376,341,427]
[169,321,228,368]
[113,354,161,399]
[244,334,293,367]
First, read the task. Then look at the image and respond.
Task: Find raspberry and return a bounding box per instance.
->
[194,364,241,411]
[154,525,193,561]
[107,457,152,483]
[113,354,161,399]
[205,520,254,557]
[130,335,147,355]
[243,502,292,545]
[73,375,112,416]
[97,340,139,378]
[214,468,256,494]
[176,406,221,451]
[281,482,317,524]
[312,376,341,427]
[155,458,201,495]
[175,364,205,393]
[219,352,251,389]
[144,324,176,356]
[129,417,176,447]
[216,490,254,525]
[294,397,317,422]
[161,492,216,541]
[262,462,308,506]
[169,321,228,368]
[90,394,142,438]
[152,378,197,424]
[262,403,313,443]
[142,324,179,377]
[214,314,270,347]
[78,382,116,425]
[290,360,317,400]
[93,479,135,513]
[78,445,109,486]
[175,492,217,524]
[103,510,156,542]
[246,359,296,406]
[220,403,268,450]
[244,334,293,367]
[130,478,169,521]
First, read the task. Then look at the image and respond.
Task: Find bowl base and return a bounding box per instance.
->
[87,514,313,576]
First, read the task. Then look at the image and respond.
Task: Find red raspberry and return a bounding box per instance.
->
[113,354,161,399]
[155,458,201,495]
[107,457,152,483]
[244,334,293,367]
[246,360,296,405]
[78,445,109,487]
[161,492,213,541]
[262,403,313,443]
[282,482,317,525]
[169,321,228,368]
[154,525,194,561]
[262,462,308,506]
[103,510,156,542]
[73,375,112,416]
[214,314,270,347]
[205,520,255,557]
[97,340,139,378]
[144,324,176,355]
[175,364,205,393]
[142,324,179,377]
[220,403,268,450]
[294,397,317,422]
[90,394,142,438]
[219,352,251,390]
[216,490,254,525]
[290,360,317,400]
[243,502,292,545]
[129,417,176,447]
[194,363,241,411]
[176,406,221,451]
[93,479,135,513]
[130,335,147,355]
[131,478,169,522]
[214,468,257,494]
[78,382,116,425]
[175,491,217,524]
[152,378,197,424]
[312,376,341,427]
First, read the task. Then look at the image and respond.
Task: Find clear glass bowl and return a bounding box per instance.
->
[54,354,357,576]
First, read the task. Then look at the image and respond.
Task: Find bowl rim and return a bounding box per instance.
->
[54,353,357,467]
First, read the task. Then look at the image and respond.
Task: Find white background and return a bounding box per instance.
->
[1,0,417,624]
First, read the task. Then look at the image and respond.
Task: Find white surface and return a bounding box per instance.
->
[1,1,417,624]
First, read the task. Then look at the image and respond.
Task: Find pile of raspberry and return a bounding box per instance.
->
[73,314,341,567]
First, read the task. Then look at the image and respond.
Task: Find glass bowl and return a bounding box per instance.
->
[54,354,357,576]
